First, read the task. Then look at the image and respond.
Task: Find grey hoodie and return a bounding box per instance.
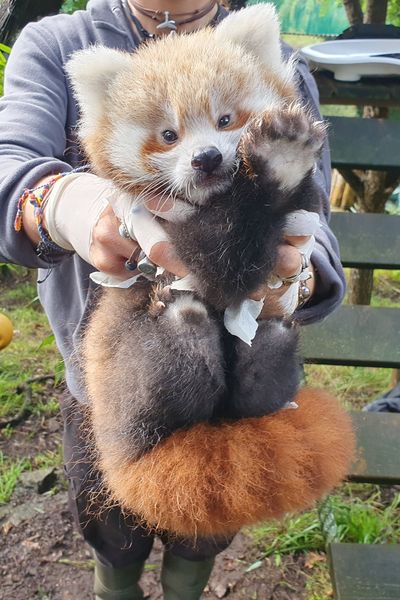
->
[0,0,345,402]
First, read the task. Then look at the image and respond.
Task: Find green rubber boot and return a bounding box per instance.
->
[161,551,215,600]
[94,556,145,600]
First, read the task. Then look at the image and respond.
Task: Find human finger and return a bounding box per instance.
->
[126,205,189,276]
[144,196,194,222]
[247,245,301,301]
[90,205,141,278]
[285,234,312,248]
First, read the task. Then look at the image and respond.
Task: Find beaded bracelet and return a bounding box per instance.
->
[14,173,73,257]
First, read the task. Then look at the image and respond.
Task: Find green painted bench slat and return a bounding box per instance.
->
[300,305,400,368]
[328,543,400,600]
[349,412,400,485]
[330,213,400,270]
[327,116,400,171]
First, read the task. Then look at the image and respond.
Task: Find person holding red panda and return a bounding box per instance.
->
[0,1,346,598]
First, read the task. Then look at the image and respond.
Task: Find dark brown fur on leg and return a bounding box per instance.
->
[83,286,227,460]
[95,388,355,538]
[228,320,300,418]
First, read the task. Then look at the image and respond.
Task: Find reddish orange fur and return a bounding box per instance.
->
[224,109,252,132]
[141,136,176,163]
[95,388,354,537]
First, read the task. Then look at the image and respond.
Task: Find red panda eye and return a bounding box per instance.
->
[162,130,178,144]
[218,115,231,129]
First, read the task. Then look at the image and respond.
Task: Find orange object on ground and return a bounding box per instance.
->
[0,313,13,350]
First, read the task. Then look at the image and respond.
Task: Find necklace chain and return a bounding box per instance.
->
[129,0,217,27]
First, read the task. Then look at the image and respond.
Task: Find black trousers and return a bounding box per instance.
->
[61,393,235,568]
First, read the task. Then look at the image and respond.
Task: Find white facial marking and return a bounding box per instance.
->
[109,122,150,182]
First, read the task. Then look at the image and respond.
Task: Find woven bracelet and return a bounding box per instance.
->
[15,173,73,257]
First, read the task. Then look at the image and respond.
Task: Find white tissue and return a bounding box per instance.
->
[170,273,197,292]
[224,298,265,346]
[90,271,142,288]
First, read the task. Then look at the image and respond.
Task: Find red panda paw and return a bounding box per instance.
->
[240,105,327,191]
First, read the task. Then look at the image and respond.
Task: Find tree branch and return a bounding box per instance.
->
[364,0,388,24]
[342,0,363,25]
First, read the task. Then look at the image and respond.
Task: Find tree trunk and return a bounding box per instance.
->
[0,0,64,45]
[344,0,396,306]
[348,269,374,305]
[342,0,363,25]
[364,0,388,24]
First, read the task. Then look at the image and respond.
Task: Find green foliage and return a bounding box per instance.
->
[249,0,349,35]
[61,0,88,14]
[0,262,20,280]
[0,275,63,419]
[0,44,11,97]
[0,446,62,504]
[249,486,400,560]
[318,0,400,26]
[388,0,400,24]
[33,447,63,470]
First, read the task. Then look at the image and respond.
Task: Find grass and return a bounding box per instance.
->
[0,451,30,504]
[282,34,324,49]
[250,486,400,556]
[0,270,62,419]
[0,444,63,504]
[371,270,400,309]
[33,447,63,471]
[248,485,400,599]
[305,363,393,410]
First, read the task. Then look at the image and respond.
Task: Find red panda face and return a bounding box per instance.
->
[67,6,297,205]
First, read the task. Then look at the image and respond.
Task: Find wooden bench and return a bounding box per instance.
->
[301,114,400,600]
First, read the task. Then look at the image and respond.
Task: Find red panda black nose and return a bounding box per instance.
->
[191,147,223,174]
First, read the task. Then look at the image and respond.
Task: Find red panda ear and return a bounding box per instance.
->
[66,46,132,137]
[214,4,295,83]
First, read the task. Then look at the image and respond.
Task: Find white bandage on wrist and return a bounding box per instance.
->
[44,173,114,264]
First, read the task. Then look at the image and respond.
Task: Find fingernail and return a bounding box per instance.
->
[124,259,137,271]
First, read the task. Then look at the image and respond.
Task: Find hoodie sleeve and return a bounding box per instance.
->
[292,52,346,324]
[0,22,74,268]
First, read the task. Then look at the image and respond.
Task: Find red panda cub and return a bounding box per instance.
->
[68,4,354,537]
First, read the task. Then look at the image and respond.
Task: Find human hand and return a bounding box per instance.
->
[38,172,187,280]
[108,192,189,279]
[249,237,316,318]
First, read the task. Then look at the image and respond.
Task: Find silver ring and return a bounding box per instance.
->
[300,252,309,270]
[280,269,303,285]
[137,255,157,276]
[280,253,309,285]
[124,259,137,271]
[118,222,132,240]
[124,248,139,272]
[298,272,313,307]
